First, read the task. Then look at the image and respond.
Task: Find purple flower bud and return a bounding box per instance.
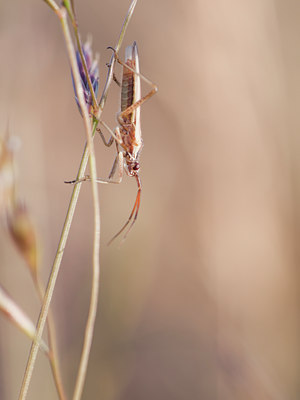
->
[72,38,99,113]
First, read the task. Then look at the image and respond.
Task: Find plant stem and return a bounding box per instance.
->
[43,0,60,13]
[72,1,138,398]
[19,5,101,399]
[19,0,138,398]
[97,0,138,113]
[55,8,101,400]
[65,6,99,112]
[34,275,66,400]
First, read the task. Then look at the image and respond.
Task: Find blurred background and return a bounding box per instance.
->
[0,0,300,399]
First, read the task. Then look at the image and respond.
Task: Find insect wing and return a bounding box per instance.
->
[123,42,142,149]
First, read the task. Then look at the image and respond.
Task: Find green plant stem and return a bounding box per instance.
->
[43,0,59,13]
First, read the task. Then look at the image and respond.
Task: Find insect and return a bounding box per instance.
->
[67,42,157,244]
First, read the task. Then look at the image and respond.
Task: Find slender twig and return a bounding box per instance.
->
[43,0,59,13]
[64,3,99,112]
[33,275,66,400]
[19,5,100,399]
[97,0,138,113]
[19,1,138,399]
[72,2,138,398]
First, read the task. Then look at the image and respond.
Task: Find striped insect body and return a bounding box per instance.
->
[118,42,142,177]
[66,42,157,244]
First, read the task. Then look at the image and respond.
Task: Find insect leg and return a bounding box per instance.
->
[96,119,122,147]
[65,151,124,185]
[107,175,141,245]
[108,145,123,182]
[116,56,157,93]
[117,86,157,125]
[100,121,123,147]
[108,46,157,124]
[116,65,157,124]
[97,127,114,147]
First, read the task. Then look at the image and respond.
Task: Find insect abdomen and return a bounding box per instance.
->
[121,61,135,116]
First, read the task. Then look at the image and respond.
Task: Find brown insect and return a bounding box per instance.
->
[68,42,157,244]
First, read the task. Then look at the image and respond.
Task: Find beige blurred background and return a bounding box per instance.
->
[0,0,300,399]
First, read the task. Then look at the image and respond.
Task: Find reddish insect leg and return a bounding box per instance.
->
[107,175,142,245]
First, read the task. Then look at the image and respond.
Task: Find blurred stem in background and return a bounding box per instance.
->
[0,131,66,398]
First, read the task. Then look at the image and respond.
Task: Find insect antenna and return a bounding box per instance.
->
[107,175,141,245]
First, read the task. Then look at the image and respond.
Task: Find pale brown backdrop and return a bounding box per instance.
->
[0,0,299,399]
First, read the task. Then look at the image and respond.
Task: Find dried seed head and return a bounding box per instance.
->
[7,201,39,279]
[0,135,18,217]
